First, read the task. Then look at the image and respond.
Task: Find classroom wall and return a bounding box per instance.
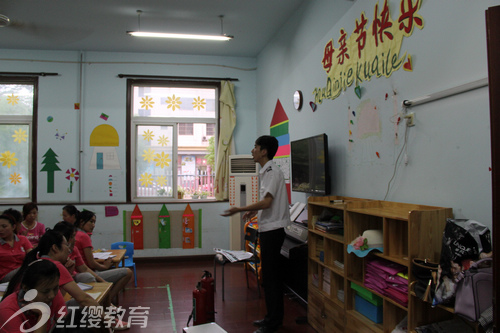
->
[1,0,496,255]
[0,49,257,256]
[256,0,496,230]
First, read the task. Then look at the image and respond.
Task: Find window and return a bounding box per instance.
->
[127,80,218,201]
[179,123,194,136]
[206,123,215,137]
[0,77,37,202]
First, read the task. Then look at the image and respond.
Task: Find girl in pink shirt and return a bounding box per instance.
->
[74,210,114,271]
[0,214,33,283]
[19,202,45,247]
[0,259,66,333]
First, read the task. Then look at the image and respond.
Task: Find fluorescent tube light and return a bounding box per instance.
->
[127,31,233,41]
[403,78,488,107]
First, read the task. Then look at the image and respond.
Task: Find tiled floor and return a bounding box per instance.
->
[118,257,316,333]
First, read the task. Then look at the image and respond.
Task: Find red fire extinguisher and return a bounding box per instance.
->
[201,270,215,322]
[192,282,207,326]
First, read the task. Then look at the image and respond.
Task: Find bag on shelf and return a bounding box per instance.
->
[433,219,492,307]
[454,258,493,322]
[411,258,438,303]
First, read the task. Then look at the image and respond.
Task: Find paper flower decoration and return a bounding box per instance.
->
[66,168,80,181]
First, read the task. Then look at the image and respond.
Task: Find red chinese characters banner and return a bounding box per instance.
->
[314,0,424,103]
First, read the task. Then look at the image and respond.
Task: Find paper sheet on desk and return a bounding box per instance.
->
[87,292,101,300]
[214,248,253,263]
[77,282,93,291]
[93,252,116,260]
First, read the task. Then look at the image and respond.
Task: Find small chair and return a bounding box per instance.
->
[213,223,261,301]
[111,241,137,287]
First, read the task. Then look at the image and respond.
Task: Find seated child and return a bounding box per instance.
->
[0,259,66,333]
[19,202,45,247]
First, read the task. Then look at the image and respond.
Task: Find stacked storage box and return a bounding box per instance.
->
[351,282,383,323]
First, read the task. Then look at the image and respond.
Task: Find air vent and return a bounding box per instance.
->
[229,155,258,175]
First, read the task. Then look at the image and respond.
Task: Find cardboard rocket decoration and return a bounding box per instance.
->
[182,204,195,249]
[158,204,171,248]
[270,99,291,203]
[131,204,144,249]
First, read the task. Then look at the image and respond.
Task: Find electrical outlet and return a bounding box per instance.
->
[404,112,415,127]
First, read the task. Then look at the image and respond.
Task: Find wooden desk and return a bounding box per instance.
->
[1,282,113,304]
[94,249,126,267]
[63,281,113,304]
[183,323,227,333]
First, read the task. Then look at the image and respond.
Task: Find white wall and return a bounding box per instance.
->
[257,0,496,229]
[0,49,257,256]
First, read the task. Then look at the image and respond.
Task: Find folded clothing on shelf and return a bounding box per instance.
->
[364,258,408,307]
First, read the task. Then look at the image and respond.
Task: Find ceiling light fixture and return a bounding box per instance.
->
[0,14,10,28]
[127,12,233,41]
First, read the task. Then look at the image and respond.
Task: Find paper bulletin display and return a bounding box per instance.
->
[124,207,201,249]
[313,0,424,104]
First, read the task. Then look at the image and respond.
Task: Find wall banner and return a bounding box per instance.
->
[313,0,424,104]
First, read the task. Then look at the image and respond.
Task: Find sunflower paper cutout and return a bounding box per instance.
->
[166,94,182,111]
[157,176,167,186]
[139,172,153,187]
[153,152,172,168]
[9,173,22,185]
[142,129,154,142]
[6,94,20,106]
[157,135,170,147]
[12,128,28,144]
[192,96,206,110]
[0,151,18,168]
[140,96,155,110]
[142,148,156,163]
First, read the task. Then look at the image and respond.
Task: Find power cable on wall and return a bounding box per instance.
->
[383,113,411,201]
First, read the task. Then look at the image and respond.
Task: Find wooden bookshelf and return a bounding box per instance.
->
[307,196,458,332]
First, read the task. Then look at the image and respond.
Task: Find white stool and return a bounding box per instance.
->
[183,322,227,333]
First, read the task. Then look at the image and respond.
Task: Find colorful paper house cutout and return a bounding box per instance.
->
[89,124,121,170]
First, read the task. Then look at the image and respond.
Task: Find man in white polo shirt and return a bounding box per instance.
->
[222,135,290,333]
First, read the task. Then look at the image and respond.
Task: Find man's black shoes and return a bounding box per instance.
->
[252,319,268,327]
[253,326,278,333]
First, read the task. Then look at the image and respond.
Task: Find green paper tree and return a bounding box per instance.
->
[41,148,61,193]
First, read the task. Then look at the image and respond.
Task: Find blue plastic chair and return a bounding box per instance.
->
[111,241,137,287]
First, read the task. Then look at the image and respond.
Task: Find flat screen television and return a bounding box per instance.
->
[291,133,330,195]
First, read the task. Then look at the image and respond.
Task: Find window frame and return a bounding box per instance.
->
[126,79,220,203]
[0,76,38,203]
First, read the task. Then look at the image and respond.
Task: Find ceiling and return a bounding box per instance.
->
[0,0,308,58]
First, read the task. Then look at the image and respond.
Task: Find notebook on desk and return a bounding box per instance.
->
[77,282,93,291]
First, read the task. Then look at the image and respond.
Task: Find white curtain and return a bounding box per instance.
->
[214,80,236,200]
